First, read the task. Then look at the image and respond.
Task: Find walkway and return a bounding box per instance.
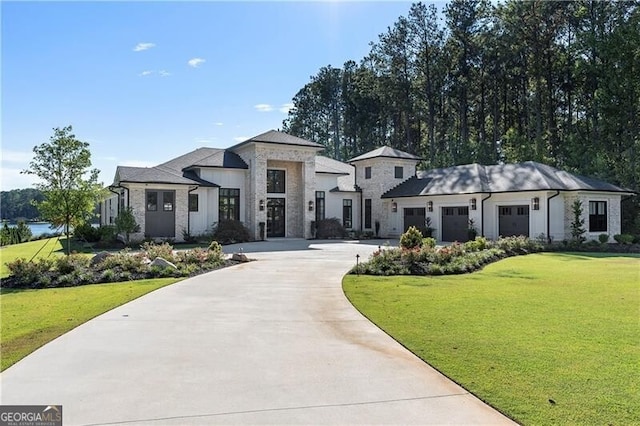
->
[0,239,515,425]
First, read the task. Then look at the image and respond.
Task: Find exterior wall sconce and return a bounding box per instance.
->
[391,201,398,212]
[470,198,477,210]
[427,201,433,212]
[308,200,314,211]
[259,199,265,211]
[532,197,540,210]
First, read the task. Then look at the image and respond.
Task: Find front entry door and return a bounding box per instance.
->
[267,198,285,237]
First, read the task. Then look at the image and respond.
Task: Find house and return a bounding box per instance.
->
[101,130,633,243]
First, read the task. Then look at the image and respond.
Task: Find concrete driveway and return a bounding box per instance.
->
[0,239,515,425]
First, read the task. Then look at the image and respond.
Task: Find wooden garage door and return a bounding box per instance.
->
[404,208,426,233]
[442,206,469,242]
[499,205,529,237]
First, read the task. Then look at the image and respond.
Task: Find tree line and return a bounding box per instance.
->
[1,188,44,221]
[282,0,639,231]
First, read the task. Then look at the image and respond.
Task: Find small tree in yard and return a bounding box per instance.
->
[570,199,587,245]
[115,207,140,245]
[23,126,103,255]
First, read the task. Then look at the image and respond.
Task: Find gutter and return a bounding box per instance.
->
[480,193,491,237]
[107,185,123,221]
[547,190,561,243]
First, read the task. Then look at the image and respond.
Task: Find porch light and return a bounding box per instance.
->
[532,197,540,210]
[470,198,477,210]
[259,199,265,211]
[391,201,398,212]
[308,200,314,211]
[427,201,433,212]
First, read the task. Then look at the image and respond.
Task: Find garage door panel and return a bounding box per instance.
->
[442,206,469,242]
[404,208,426,233]
[499,205,529,237]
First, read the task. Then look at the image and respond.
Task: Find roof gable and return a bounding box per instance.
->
[349,146,421,162]
[229,130,324,151]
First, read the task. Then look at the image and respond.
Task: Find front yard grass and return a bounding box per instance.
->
[343,252,640,425]
[0,278,180,371]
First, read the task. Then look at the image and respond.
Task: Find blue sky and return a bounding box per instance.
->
[1,1,418,190]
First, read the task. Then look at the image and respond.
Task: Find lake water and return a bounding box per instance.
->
[3,222,64,237]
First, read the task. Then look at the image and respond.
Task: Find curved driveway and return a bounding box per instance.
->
[1,240,515,425]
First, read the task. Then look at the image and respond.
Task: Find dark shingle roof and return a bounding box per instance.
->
[186,150,248,169]
[349,146,421,162]
[230,130,324,150]
[382,161,632,198]
[315,156,353,175]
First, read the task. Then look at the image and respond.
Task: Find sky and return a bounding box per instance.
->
[1,1,418,191]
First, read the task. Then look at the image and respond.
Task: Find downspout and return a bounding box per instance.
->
[480,193,492,237]
[547,190,561,243]
[188,186,199,237]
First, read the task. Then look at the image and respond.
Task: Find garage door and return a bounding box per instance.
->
[442,206,469,242]
[499,205,529,237]
[404,208,426,233]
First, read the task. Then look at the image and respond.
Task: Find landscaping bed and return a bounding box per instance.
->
[1,241,248,289]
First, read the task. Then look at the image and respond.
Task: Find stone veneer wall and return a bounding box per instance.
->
[235,143,317,239]
[563,193,622,242]
[125,185,189,243]
[354,158,419,237]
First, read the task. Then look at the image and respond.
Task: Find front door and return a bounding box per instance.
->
[267,198,285,237]
[145,190,176,238]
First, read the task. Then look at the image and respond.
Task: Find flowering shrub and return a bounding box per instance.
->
[141,241,175,262]
[349,235,540,277]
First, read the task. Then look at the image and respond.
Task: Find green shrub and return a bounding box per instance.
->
[74,223,101,242]
[141,241,175,261]
[598,234,610,244]
[6,258,54,288]
[212,220,252,244]
[494,235,543,255]
[316,218,347,239]
[55,254,91,274]
[463,236,488,252]
[400,226,423,249]
[613,234,634,244]
[96,250,146,273]
[422,237,436,249]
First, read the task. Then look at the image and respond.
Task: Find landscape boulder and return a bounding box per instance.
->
[90,251,113,267]
[150,257,178,270]
[231,253,249,262]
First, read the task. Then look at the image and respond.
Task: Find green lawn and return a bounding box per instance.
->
[343,252,640,425]
[1,278,180,371]
[0,237,65,277]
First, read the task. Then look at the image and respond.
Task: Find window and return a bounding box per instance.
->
[365,166,372,179]
[146,192,157,211]
[267,169,285,193]
[219,188,240,221]
[163,192,174,211]
[394,166,403,179]
[189,194,199,212]
[315,191,325,222]
[589,201,607,232]
[365,199,372,229]
[343,199,353,228]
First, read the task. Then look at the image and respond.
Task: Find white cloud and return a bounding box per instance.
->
[2,150,33,164]
[254,104,273,112]
[0,167,40,191]
[233,136,249,143]
[188,58,206,68]
[159,70,171,77]
[279,103,294,114]
[139,70,153,77]
[214,122,224,126]
[133,42,155,52]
